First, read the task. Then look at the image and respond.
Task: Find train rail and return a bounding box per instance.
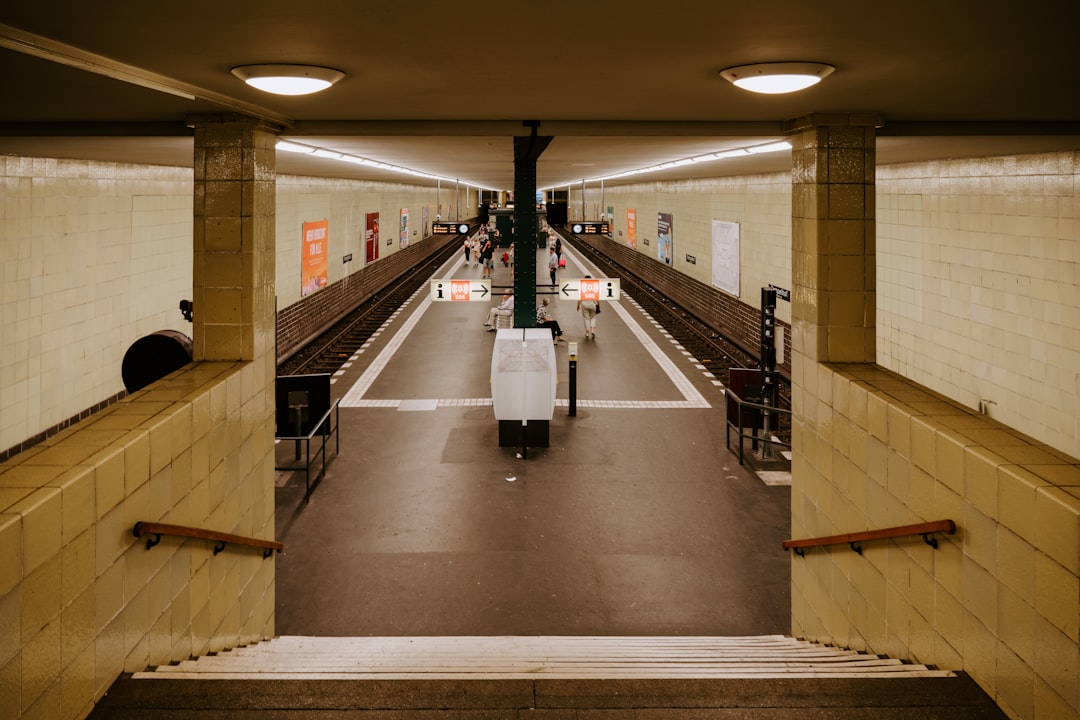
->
[563,231,791,440]
[277,237,466,377]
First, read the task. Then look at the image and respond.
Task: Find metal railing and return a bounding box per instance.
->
[723,388,791,465]
[784,519,957,556]
[133,521,283,558]
[276,400,340,503]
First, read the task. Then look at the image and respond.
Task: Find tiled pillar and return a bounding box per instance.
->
[190,114,280,363]
[786,113,881,366]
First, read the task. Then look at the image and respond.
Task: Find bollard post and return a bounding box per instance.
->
[568,342,578,416]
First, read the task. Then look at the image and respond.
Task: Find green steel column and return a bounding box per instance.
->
[512,124,552,327]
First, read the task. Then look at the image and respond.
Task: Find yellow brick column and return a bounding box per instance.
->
[786,113,881,366]
[189,114,280,366]
[785,113,881,643]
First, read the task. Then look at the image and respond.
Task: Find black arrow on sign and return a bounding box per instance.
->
[560,283,577,297]
[473,285,490,298]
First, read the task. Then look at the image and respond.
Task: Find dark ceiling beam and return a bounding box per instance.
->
[0,122,193,137]
[287,120,787,138]
[878,121,1080,137]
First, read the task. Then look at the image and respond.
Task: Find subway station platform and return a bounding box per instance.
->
[272,240,792,638]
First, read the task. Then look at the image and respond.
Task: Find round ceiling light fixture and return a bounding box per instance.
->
[719,62,835,94]
[231,64,345,96]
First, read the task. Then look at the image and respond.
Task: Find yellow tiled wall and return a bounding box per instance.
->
[274,175,460,310]
[0,157,194,455]
[0,360,276,720]
[599,174,793,327]
[790,362,1079,720]
[876,153,1080,459]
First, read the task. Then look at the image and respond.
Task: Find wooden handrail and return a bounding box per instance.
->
[783,519,956,556]
[133,521,283,558]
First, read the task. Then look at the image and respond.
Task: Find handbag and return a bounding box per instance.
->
[595,304,600,314]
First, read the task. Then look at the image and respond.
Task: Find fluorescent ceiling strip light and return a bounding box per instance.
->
[274,140,494,189]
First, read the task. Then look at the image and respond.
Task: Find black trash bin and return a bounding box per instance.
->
[121,330,193,393]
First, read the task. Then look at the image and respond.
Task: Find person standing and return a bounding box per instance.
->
[548,247,558,286]
[463,236,471,266]
[481,237,494,278]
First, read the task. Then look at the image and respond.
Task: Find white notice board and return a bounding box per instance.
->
[711,220,740,297]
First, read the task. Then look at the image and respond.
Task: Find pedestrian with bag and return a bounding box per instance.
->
[576,275,600,339]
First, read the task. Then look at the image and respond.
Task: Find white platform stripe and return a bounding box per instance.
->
[134,635,952,680]
[339,248,710,410]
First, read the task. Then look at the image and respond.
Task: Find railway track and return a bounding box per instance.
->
[276,226,789,442]
[564,232,791,439]
[277,237,464,377]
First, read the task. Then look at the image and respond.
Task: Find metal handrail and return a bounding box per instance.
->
[723,388,791,465]
[784,519,956,556]
[133,521,283,558]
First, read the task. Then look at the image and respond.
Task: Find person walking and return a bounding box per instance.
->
[576,276,599,339]
[463,236,471,266]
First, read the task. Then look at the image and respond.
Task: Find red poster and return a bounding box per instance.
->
[301,219,329,296]
[365,213,380,263]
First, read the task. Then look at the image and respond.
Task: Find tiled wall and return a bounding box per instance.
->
[0,359,277,720]
[0,157,193,457]
[275,175,467,311]
[789,362,1080,720]
[876,153,1080,459]
[596,173,793,333]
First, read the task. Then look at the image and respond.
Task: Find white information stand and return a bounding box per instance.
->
[491,328,556,448]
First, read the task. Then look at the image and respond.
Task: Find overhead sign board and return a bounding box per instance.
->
[430,279,491,302]
[432,222,471,235]
[559,277,620,301]
[571,222,610,235]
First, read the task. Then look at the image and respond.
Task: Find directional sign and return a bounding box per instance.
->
[559,277,620,301]
[430,279,490,302]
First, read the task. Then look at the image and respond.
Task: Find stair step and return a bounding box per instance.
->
[133,635,954,680]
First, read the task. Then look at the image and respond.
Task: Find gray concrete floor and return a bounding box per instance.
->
[273,243,791,637]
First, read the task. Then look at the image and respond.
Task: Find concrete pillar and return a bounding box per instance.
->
[786,113,882,366]
[189,114,281,366]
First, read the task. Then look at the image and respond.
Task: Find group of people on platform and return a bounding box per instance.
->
[482,282,599,344]
[463,226,512,280]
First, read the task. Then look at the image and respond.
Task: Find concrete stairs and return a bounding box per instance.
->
[90,635,1007,718]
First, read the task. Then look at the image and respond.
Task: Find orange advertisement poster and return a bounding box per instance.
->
[301,219,329,296]
[626,208,637,249]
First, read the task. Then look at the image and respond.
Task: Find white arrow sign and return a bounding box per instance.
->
[559,277,620,301]
[430,279,491,302]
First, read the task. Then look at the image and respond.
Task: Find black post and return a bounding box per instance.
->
[760,287,777,458]
[513,122,552,328]
[569,357,577,416]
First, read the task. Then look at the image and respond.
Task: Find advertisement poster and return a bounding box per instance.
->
[606,205,614,238]
[365,212,379,262]
[657,212,673,266]
[301,219,329,296]
[627,208,637,249]
[422,206,429,238]
[399,208,409,248]
[711,219,741,296]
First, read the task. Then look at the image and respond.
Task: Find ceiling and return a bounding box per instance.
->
[2,1,1078,191]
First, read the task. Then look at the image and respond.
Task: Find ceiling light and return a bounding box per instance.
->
[719,62,834,94]
[746,141,792,154]
[231,64,345,95]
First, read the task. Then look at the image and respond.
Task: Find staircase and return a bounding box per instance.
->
[91,636,1007,718]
